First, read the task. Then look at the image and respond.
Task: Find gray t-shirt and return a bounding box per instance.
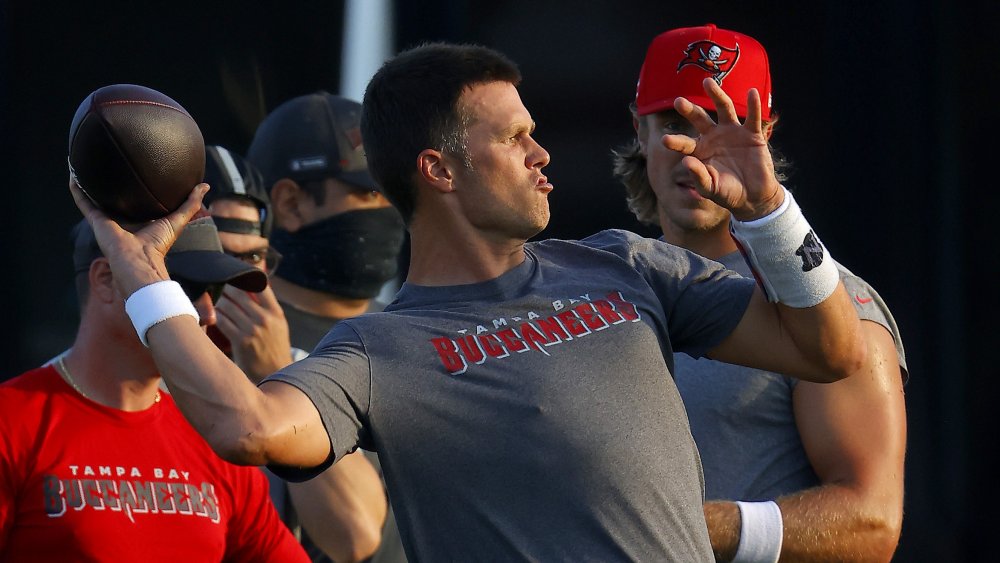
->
[674,251,907,502]
[266,229,756,561]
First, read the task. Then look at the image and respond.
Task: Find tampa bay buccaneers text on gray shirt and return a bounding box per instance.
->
[267,229,756,562]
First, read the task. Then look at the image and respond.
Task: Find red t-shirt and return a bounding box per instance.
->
[0,365,308,562]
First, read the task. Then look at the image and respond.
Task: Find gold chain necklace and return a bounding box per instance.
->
[56,355,160,405]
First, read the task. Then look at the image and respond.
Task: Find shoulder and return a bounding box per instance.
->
[534,228,658,254]
[835,261,909,376]
[1,365,58,389]
[835,261,896,321]
[296,320,371,364]
[365,299,389,313]
[0,366,61,413]
[0,367,68,466]
[531,229,694,268]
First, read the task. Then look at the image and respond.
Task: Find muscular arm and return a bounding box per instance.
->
[704,320,906,562]
[215,281,386,561]
[71,182,332,468]
[214,285,386,560]
[149,319,332,467]
[289,451,388,562]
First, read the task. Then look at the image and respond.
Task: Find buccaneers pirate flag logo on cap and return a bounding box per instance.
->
[635,24,771,119]
[677,40,740,85]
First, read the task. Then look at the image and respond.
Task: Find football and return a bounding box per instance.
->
[68,84,205,222]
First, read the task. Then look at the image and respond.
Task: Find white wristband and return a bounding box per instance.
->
[730,187,839,307]
[124,281,199,347]
[733,500,783,563]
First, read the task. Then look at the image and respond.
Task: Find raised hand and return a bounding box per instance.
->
[661,78,783,221]
[215,285,294,383]
[69,178,210,296]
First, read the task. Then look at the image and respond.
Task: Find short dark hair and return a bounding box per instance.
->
[360,42,521,223]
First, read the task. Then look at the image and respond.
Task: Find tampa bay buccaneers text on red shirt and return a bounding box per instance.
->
[42,463,221,524]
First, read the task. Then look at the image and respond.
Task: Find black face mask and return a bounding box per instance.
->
[270,207,406,299]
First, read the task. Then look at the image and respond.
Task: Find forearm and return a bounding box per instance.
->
[713,286,867,385]
[70,186,326,466]
[774,284,868,382]
[774,485,901,563]
[148,316,276,464]
[704,500,741,562]
[704,484,902,563]
[287,451,387,562]
[716,188,868,383]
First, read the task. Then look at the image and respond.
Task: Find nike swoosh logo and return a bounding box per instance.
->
[855,295,873,304]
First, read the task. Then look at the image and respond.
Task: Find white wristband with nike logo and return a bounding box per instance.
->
[729,186,839,308]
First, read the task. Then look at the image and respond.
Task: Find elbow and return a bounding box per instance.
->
[848,492,904,563]
[864,514,903,563]
[204,423,273,466]
[836,306,872,381]
[343,520,384,562]
[876,503,904,562]
[819,330,869,384]
[315,518,384,563]
[841,331,869,380]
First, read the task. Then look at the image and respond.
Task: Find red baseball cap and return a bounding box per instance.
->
[635,23,772,119]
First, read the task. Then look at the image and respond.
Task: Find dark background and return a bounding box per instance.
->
[2,1,996,560]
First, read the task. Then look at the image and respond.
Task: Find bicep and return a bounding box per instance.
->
[793,320,906,491]
[259,380,332,469]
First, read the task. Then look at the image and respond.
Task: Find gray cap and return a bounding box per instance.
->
[247,92,375,191]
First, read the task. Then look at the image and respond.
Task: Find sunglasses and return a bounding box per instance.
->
[175,278,225,305]
[225,246,283,275]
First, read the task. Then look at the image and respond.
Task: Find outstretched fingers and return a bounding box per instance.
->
[674,95,718,135]
[702,78,740,125]
[680,156,718,198]
[661,132,698,155]
[744,88,763,135]
[667,94,715,155]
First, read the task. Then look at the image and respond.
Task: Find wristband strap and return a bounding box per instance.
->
[124,281,199,347]
[733,500,783,563]
[730,187,839,307]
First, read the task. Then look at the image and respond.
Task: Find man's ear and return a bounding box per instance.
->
[416,149,455,193]
[269,178,306,232]
[89,258,118,304]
